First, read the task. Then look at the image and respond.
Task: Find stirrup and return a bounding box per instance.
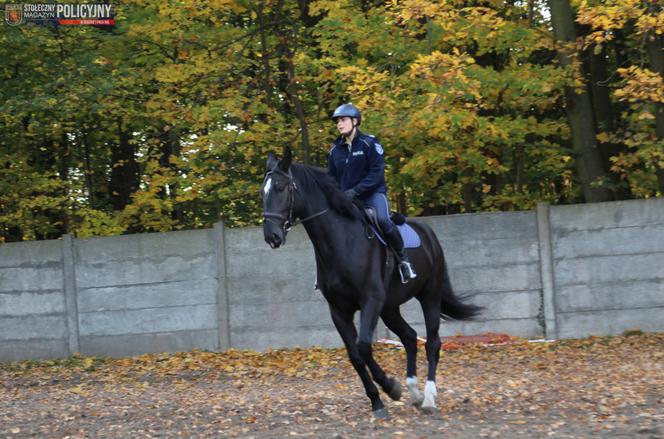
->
[399,261,417,284]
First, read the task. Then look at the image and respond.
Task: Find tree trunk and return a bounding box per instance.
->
[57,131,70,237]
[513,144,525,193]
[109,120,139,211]
[287,60,311,164]
[159,126,183,223]
[256,1,275,108]
[587,45,631,199]
[277,25,310,163]
[547,0,613,202]
[645,35,664,194]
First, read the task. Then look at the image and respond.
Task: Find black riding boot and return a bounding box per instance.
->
[385,227,417,283]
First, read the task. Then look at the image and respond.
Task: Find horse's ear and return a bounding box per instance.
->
[266,152,278,171]
[279,146,292,172]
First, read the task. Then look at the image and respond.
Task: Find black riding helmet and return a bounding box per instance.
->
[331,103,362,126]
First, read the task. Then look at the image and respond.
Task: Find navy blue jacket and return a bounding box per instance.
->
[328,131,387,198]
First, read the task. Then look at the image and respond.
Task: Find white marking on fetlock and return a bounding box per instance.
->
[406,376,423,403]
[422,380,437,409]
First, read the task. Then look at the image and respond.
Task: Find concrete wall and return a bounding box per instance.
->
[0,197,662,361]
[547,199,664,339]
[0,240,68,361]
[224,226,340,351]
[74,229,221,357]
[397,211,543,339]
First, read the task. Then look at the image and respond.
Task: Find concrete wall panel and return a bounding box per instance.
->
[557,308,664,339]
[0,265,63,292]
[550,198,664,231]
[79,330,219,357]
[553,224,664,259]
[77,279,217,313]
[554,253,664,287]
[0,339,69,362]
[0,291,66,316]
[0,315,67,341]
[74,254,216,288]
[79,304,217,337]
[0,240,62,267]
[556,279,664,312]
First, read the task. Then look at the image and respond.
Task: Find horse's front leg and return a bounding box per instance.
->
[329,305,387,419]
[357,296,402,414]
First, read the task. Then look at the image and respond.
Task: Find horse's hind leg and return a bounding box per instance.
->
[381,307,423,405]
[329,305,388,419]
[417,295,442,412]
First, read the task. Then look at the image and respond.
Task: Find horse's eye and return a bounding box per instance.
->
[274,182,286,192]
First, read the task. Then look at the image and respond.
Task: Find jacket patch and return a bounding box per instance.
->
[352,151,365,156]
[375,143,384,155]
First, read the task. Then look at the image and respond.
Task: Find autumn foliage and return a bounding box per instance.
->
[1,0,662,241]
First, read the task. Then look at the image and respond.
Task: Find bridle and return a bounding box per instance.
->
[262,167,329,239]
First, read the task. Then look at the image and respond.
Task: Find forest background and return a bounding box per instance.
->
[0,0,662,242]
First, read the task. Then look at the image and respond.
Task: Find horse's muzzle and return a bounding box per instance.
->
[265,232,282,249]
[263,222,284,249]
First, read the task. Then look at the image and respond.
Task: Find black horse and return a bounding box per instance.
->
[261,148,482,419]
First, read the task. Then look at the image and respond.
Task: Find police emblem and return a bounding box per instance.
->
[375,143,384,155]
[5,4,23,26]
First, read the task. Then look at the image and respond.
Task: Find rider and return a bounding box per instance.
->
[328,103,417,283]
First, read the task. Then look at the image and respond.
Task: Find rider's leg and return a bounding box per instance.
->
[364,193,417,282]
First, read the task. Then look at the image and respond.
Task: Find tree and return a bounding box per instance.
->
[548,0,613,202]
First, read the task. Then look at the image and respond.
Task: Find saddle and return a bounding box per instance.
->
[362,207,421,249]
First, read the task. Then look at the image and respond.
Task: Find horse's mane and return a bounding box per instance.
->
[290,163,362,221]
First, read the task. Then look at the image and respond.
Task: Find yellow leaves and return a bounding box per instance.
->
[577,0,663,37]
[154,62,206,84]
[70,384,90,397]
[390,0,443,24]
[409,50,476,83]
[335,65,392,110]
[637,111,655,120]
[614,66,664,104]
[596,132,610,144]
[82,357,95,369]
[635,10,664,36]
[408,50,483,105]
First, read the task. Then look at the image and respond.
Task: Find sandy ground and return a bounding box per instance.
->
[1,333,662,438]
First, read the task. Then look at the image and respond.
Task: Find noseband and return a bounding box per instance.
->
[262,168,329,238]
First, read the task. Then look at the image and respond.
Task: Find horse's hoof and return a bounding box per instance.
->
[420,405,438,415]
[410,396,424,407]
[386,377,402,401]
[372,407,390,421]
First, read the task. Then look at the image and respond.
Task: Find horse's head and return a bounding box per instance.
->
[262,147,297,248]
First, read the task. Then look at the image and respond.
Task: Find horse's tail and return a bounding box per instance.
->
[439,256,483,320]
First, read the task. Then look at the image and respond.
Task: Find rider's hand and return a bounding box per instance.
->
[344,189,358,199]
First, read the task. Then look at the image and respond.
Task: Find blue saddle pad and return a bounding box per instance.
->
[397,224,422,248]
[372,223,422,249]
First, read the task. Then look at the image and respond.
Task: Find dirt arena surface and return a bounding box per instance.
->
[1,332,662,438]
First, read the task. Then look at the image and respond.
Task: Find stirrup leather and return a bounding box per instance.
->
[398,260,417,284]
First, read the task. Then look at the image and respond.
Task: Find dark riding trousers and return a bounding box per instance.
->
[364,192,394,234]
